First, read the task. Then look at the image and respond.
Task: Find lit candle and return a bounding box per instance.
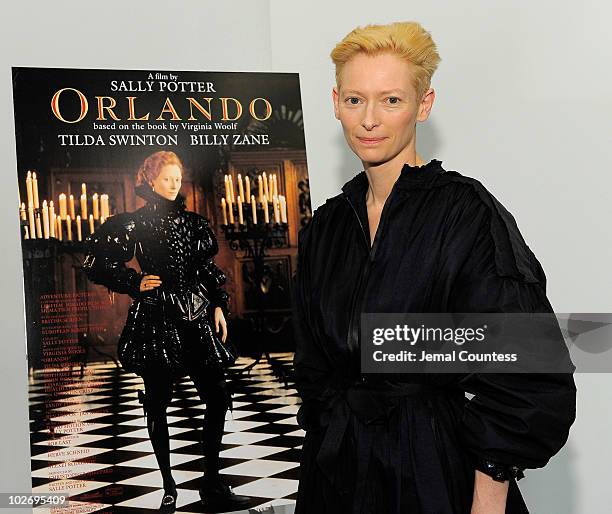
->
[245,176,250,201]
[262,172,269,200]
[35,213,43,238]
[80,193,88,219]
[28,206,36,239]
[100,216,106,225]
[59,193,67,220]
[258,175,263,203]
[251,194,257,224]
[26,171,33,208]
[237,173,244,202]
[24,226,29,239]
[76,215,82,241]
[100,194,109,219]
[272,174,277,198]
[57,217,63,241]
[228,199,234,224]
[221,198,228,225]
[268,174,274,201]
[89,214,94,234]
[66,215,72,241]
[273,194,280,223]
[69,194,76,219]
[224,175,230,203]
[263,197,269,223]
[81,182,87,196]
[42,200,50,239]
[228,175,235,203]
[49,202,56,238]
[92,193,99,219]
[237,195,244,225]
[20,203,26,221]
[32,172,40,209]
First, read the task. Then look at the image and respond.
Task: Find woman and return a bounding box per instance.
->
[291,22,576,514]
[83,151,251,512]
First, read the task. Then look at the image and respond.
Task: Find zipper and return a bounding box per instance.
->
[343,186,398,359]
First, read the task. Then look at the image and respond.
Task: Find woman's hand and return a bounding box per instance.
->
[139,274,162,292]
[214,306,228,343]
[470,470,509,514]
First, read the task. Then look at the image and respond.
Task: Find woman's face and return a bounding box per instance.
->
[332,51,434,170]
[151,163,182,201]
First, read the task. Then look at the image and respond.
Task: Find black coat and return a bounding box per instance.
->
[291,159,576,514]
[82,183,231,378]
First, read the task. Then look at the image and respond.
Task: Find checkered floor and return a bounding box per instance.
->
[28,353,302,513]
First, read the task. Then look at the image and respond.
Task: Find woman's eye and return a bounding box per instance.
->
[346,97,361,105]
[387,97,400,104]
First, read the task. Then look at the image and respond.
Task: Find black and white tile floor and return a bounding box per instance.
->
[28,353,301,513]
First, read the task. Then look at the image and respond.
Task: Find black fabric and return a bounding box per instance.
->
[142,325,231,485]
[291,159,576,514]
[82,183,231,377]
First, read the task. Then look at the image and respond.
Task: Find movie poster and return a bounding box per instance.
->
[12,66,311,513]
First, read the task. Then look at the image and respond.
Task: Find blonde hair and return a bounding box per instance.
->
[330,21,441,102]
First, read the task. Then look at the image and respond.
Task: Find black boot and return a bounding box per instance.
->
[199,474,252,511]
[159,479,177,513]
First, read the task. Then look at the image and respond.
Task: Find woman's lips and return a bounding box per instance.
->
[357,136,387,145]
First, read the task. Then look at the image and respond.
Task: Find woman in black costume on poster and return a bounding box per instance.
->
[292,22,576,514]
[83,151,251,513]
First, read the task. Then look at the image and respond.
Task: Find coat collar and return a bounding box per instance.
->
[135,183,186,213]
[341,159,445,203]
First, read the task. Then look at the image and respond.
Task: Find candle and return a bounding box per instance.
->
[81,182,86,196]
[26,171,33,208]
[35,213,43,238]
[245,176,250,201]
[66,215,72,241]
[92,193,99,219]
[69,194,75,219]
[262,172,269,200]
[24,226,29,239]
[32,172,40,209]
[237,173,244,202]
[80,193,88,219]
[76,215,82,241]
[263,197,269,223]
[268,174,274,202]
[100,194,109,219]
[42,200,50,239]
[273,194,280,223]
[258,175,263,203]
[100,216,106,225]
[89,214,94,234]
[224,175,230,203]
[28,206,36,239]
[228,199,234,224]
[57,217,63,241]
[237,195,244,225]
[20,203,26,221]
[50,212,56,238]
[251,194,257,224]
[221,198,228,225]
[59,193,67,220]
[228,175,235,203]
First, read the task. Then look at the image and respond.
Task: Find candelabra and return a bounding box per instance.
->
[221,214,291,385]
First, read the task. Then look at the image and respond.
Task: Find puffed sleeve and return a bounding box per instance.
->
[291,209,336,430]
[447,186,576,481]
[194,216,231,319]
[82,213,143,299]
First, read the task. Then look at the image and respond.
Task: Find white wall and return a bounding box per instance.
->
[1,1,610,512]
[270,1,612,512]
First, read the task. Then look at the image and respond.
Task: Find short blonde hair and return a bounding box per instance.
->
[330,21,441,102]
